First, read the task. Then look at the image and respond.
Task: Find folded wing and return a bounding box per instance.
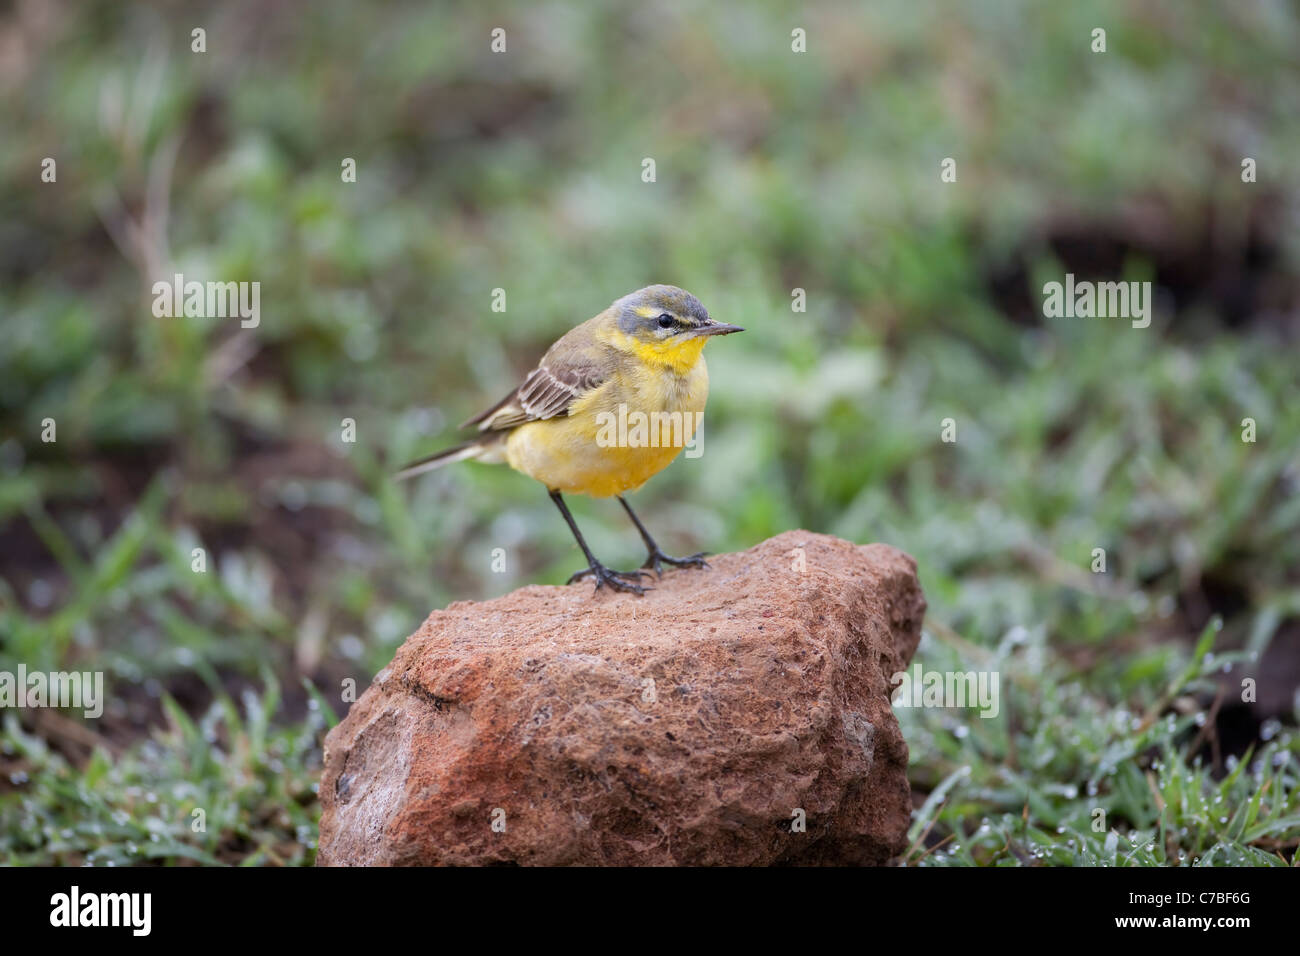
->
[462,331,612,432]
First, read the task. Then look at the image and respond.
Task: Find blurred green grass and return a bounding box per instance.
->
[1,0,1298,865]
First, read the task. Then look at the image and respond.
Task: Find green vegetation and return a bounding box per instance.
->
[1,1,1297,865]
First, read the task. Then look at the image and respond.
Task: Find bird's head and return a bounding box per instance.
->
[607,285,743,371]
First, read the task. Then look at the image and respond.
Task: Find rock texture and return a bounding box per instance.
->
[317,530,925,866]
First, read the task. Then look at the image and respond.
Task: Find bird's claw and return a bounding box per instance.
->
[568,563,654,595]
[641,550,710,577]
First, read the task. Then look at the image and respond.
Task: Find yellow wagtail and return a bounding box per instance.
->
[396,285,743,594]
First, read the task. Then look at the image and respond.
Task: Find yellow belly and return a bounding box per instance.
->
[504,361,708,497]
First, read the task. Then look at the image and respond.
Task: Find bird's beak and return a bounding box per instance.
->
[692,320,745,337]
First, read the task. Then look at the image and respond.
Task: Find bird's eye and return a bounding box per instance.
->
[656,313,675,329]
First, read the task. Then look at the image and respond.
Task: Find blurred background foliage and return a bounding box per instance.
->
[1,0,1298,865]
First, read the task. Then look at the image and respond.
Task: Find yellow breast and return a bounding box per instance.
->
[505,354,709,497]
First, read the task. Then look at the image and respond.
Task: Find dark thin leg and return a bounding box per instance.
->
[617,495,709,576]
[549,491,651,595]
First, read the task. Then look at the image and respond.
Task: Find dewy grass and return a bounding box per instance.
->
[1,675,327,867]
[901,621,1300,866]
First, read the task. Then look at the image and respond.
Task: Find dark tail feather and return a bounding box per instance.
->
[394,440,485,481]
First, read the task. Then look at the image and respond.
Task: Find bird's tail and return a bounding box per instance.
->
[394,436,503,481]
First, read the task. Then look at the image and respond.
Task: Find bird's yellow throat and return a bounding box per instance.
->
[599,326,709,375]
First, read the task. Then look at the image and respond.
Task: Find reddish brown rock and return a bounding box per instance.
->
[317,531,925,866]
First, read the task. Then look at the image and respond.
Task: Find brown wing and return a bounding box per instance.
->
[461,327,612,432]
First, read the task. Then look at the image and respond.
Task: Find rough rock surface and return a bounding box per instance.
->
[317,530,925,866]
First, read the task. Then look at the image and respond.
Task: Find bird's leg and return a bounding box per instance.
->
[617,496,710,576]
[549,491,652,595]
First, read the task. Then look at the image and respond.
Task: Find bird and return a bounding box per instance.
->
[396,285,743,594]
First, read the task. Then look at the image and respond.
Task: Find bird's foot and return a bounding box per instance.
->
[642,549,710,577]
[567,562,654,595]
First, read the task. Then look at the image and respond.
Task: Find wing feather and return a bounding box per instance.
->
[461,327,612,432]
